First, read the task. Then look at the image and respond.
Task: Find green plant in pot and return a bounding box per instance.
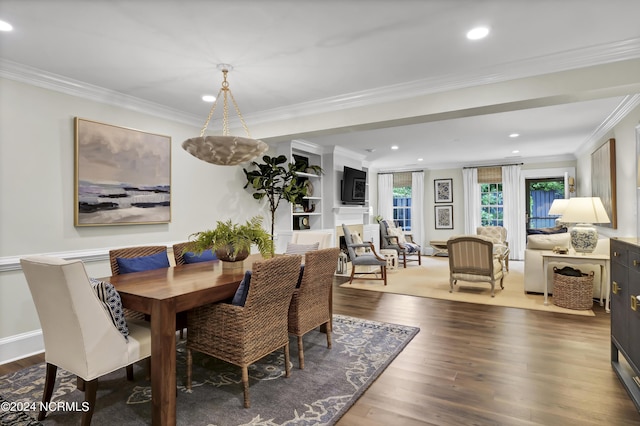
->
[186,216,273,270]
[243,154,323,253]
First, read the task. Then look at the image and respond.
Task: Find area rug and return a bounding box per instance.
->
[340,256,596,317]
[0,315,419,426]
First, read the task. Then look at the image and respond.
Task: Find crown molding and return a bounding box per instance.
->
[2,37,640,128]
[0,59,203,128]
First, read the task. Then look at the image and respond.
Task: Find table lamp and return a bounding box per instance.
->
[558,197,610,254]
[548,198,570,223]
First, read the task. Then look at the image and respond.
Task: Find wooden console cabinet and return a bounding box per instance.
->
[611,237,640,411]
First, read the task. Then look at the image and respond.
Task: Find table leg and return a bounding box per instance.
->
[151,299,177,426]
[543,257,549,306]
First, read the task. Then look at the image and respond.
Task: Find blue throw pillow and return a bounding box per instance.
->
[183,249,217,264]
[116,252,169,274]
[231,270,252,307]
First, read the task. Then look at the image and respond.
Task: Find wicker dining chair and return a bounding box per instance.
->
[108,246,187,337]
[186,255,302,408]
[172,242,190,266]
[288,247,340,369]
[172,242,217,266]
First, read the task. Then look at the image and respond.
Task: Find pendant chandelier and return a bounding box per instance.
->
[182,64,268,166]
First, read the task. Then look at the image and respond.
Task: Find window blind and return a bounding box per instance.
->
[477,167,502,183]
[393,172,412,188]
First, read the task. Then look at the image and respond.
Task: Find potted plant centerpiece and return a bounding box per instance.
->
[186,216,273,270]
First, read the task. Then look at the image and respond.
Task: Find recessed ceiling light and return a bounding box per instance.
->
[202,95,216,102]
[509,133,520,138]
[0,20,13,32]
[466,26,489,40]
[417,158,423,162]
[391,145,399,150]
[512,150,520,154]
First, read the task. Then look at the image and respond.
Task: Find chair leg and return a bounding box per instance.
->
[241,366,250,408]
[186,348,193,390]
[382,265,387,285]
[297,335,305,369]
[349,264,356,283]
[449,277,454,293]
[402,252,407,268]
[38,363,57,421]
[284,341,291,378]
[126,364,134,381]
[490,281,496,297]
[326,321,332,350]
[81,379,98,426]
[417,253,422,265]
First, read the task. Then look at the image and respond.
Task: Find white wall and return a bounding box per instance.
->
[0,78,270,360]
[575,104,640,238]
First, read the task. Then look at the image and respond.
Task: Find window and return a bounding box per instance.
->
[393,172,412,231]
[480,183,503,226]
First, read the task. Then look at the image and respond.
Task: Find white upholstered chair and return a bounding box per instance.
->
[476,226,510,271]
[20,256,152,425]
[290,231,333,249]
[447,236,505,297]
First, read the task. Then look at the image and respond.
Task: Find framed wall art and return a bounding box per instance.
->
[591,138,617,229]
[434,178,453,203]
[74,117,172,226]
[435,205,454,229]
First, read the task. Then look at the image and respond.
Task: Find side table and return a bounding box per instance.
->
[429,240,449,256]
[379,249,398,270]
[541,251,610,312]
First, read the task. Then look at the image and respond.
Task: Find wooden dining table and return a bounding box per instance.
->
[102,254,262,426]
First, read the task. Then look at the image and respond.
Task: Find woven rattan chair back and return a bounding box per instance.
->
[108,245,168,275]
[288,247,340,369]
[186,254,302,408]
[171,242,190,266]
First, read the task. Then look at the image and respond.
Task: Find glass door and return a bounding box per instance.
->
[525,178,565,231]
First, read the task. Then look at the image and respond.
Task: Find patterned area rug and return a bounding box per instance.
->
[0,315,419,426]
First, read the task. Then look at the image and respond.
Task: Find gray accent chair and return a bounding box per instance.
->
[342,224,387,285]
[379,219,422,268]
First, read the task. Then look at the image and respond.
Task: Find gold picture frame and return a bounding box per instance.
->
[591,138,616,229]
[74,117,172,226]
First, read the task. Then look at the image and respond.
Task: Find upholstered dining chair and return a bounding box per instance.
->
[342,224,387,285]
[447,235,505,297]
[20,256,151,426]
[186,255,302,408]
[288,247,340,369]
[476,225,510,271]
[108,245,186,337]
[379,219,422,268]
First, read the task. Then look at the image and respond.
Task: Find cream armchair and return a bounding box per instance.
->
[20,256,151,425]
[290,231,332,249]
[447,235,505,297]
[476,226,510,271]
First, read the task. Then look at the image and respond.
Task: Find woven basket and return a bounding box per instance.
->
[552,268,594,310]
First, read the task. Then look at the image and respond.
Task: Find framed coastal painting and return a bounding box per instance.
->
[435,205,453,229]
[74,118,172,226]
[591,138,616,229]
[434,178,453,203]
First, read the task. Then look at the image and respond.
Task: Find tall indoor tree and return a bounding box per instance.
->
[243,154,322,253]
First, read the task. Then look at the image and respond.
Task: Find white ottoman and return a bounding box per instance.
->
[379,249,398,270]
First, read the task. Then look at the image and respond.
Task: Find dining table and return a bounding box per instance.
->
[102,254,263,426]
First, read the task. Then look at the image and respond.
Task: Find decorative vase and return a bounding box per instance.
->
[215,246,249,270]
[570,224,598,254]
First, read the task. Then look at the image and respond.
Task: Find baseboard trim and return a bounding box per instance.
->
[0,329,44,365]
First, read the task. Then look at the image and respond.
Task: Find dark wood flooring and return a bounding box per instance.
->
[3,275,640,425]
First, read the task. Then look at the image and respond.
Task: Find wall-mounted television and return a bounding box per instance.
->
[341,166,367,205]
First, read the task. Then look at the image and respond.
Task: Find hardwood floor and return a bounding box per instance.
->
[3,276,640,425]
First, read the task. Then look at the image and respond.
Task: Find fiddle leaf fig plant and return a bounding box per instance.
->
[243,154,323,250]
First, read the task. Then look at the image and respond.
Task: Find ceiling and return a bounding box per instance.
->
[1,0,640,169]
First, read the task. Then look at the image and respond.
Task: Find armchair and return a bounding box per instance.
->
[476,226,510,271]
[342,224,387,285]
[379,219,422,268]
[447,236,505,297]
[20,256,151,425]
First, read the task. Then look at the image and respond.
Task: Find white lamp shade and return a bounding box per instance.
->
[560,197,611,224]
[548,199,569,216]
